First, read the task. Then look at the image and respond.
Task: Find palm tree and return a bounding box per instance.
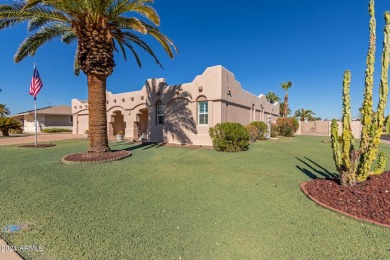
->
[294,108,316,121]
[0,0,177,153]
[0,104,10,117]
[281,81,293,117]
[279,102,291,117]
[265,91,280,104]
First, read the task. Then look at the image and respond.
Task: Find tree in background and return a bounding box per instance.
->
[280,81,293,117]
[0,0,177,153]
[279,102,291,117]
[294,108,316,121]
[0,104,10,117]
[265,91,280,104]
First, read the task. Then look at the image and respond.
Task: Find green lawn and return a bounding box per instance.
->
[0,136,389,259]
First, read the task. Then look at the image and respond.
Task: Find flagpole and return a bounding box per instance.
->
[34,96,37,146]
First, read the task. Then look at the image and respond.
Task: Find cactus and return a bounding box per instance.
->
[330,72,357,186]
[330,119,341,172]
[385,115,390,133]
[359,0,376,153]
[331,0,389,186]
[373,152,387,175]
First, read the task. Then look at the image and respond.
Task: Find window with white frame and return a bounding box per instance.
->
[157,103,165,125]
[198,101,208,125]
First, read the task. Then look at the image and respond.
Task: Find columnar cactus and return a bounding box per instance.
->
[359,0,376,153]
[331,71,358,186]
[331,0,389,186]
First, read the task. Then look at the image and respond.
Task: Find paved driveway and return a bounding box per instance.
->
[0,133,83,146]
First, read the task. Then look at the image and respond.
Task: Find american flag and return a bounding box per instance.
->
[29,65,43,99]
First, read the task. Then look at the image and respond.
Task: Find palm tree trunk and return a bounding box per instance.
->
[87,73,110,153]
[284,93,288,117]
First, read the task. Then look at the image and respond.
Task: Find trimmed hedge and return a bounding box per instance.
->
[209,122,250,152]
[249,121,268,140]
[42,128,72,133]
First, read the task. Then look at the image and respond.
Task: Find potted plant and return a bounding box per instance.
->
[83,130,89,139]
[116,131,124,141]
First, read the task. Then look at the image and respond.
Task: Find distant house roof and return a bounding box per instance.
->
[12,105,72,116]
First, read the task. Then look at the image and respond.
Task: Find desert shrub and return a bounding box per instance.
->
[42,128,72,133]
[271,123,278,137]
[246,125,258,143]
[9,128,23,134]
[209,122,250,152]
[0,117,22,136]
[276,117,299,137]
[249,121,268,140]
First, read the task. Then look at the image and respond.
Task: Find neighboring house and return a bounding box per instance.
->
[72,66,279,146]
[12,105,73,132]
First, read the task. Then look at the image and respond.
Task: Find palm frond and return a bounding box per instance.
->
[14,23,72,63]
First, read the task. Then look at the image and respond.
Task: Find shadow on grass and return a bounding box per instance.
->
[111,142,166,152]
[296,157,337,179]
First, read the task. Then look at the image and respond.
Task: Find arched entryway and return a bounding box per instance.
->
[110,110,126,136]
[136,108,148,140]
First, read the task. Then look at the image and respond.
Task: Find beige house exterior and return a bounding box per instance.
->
[72,66,279,145]
[12,105,73,132]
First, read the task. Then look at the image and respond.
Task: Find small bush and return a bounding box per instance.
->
[271,123,278,137]
[0,117,22,136]
[9,128,23,134]
[42,128,72,133]
[209,122,250,152]
[246,125,258,143]
[276,117,299,137]
[249,121,268,140]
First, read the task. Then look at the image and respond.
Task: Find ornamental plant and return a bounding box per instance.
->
[0,117,22,136]
[249,121,268,140]
[209,122,250,152]
[331,0,389,186]
[276,117,299,137]
[246,125,258,143]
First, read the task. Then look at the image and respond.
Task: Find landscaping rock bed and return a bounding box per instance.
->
[62,150,131,163]
[301,171,390,227]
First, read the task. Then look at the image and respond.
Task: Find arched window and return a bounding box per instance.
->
[156,100,164,125]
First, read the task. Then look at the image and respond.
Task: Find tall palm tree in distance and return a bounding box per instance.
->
[0,104,10,117]
[279,102,291,117]
[281,81,293,117]
[0,0,178,153]
[294,108,316,121]
[265,91,280,104]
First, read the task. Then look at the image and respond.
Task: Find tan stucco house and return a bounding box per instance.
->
[72,66,279,146]
[12,105,73,132]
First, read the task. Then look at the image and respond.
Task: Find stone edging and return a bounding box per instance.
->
[61,151,132,164]
[300,181,390,229]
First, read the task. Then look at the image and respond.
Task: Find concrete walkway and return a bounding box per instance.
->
[0,239,22,259]
[0,133,83,146]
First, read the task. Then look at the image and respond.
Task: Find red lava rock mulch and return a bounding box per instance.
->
[62,150,131,163]
[18,143,56,148]
[301,171,390,227]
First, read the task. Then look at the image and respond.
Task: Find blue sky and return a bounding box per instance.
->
[0,0,389,119]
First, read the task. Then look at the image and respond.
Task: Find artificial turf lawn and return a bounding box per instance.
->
[0,136,389,259]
